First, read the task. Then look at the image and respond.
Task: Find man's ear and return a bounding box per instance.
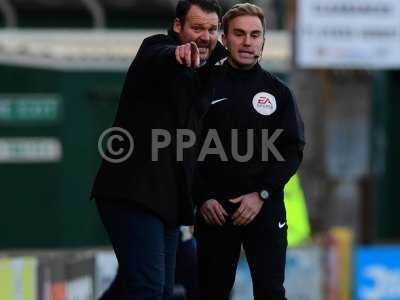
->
[221,33,227,48]
[261,37,266,52]
[173,18,182,34]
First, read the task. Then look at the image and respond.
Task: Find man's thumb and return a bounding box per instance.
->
[229,197,242,204]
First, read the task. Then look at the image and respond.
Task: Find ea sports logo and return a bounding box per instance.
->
[252,92,277,116]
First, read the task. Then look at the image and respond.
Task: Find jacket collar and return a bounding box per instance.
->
[167,28,181,45]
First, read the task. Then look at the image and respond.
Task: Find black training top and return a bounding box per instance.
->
[193,61,305,205]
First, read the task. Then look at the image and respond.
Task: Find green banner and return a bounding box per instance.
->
[0,95,62,125]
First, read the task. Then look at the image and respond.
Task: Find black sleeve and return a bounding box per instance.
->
[114,35,179,109]
[136,35,178,68]
[253,87,305,195]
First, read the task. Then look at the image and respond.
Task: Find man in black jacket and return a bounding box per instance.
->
[193,4,305,300]
[91,1,226,299]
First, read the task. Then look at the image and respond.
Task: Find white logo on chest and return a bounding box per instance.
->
[252,92,277,116]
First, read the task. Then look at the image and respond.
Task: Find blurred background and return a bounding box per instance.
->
[0,0,399,299]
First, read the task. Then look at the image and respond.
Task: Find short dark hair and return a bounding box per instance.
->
[175,0,222,23]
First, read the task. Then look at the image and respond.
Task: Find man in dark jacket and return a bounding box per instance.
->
[193,4,305,300]
[91,1,226,299]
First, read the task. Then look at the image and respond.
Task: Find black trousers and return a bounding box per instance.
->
[96,199,179,300]
[195,198,288,300]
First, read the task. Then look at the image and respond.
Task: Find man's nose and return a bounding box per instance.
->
[200,30,210,41]
[243,35,251,46]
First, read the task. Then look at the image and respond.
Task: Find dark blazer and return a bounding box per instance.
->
[91,30,227,226]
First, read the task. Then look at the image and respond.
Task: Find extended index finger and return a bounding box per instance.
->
[190,42,200,67]
[184,43,191,67]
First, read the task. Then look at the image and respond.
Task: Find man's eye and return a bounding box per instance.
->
[193,27,202,32]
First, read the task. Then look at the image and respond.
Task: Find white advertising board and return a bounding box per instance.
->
[296,0,400,69]
[0,138,62,163]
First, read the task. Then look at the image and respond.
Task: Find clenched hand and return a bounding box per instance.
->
[229,192,264,226]
[200,199,228,226]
